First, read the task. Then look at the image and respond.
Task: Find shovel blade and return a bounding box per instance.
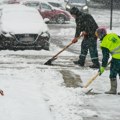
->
[44,59,53,65]
[81,88,93,94]
[44,57,57,65]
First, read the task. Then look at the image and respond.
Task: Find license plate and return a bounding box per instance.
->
[20,37,34,42]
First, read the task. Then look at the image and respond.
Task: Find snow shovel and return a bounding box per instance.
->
[83,59,112,88]
[80,59,112,94]
[44,35,82,65]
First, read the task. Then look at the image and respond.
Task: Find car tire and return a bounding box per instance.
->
[0,46,3,50]
[43,46,49,51]
[0,43,4,50]
[56,15,65,24]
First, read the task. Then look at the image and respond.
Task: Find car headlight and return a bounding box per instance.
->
[83,6,88,10]
[1,31,14,38]
[41,32,50,38]
[2,30,7,35]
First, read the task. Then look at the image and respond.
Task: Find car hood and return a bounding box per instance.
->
[70,3,86,6]
[1,21,48,34]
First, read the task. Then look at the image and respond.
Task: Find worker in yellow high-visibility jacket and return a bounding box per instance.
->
[96,27,120,95]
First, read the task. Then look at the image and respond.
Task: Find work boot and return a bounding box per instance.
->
[105,78,117,94]
[73,60,84,67]
[89,63,100,69]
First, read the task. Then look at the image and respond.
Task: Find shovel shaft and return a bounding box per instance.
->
[52,35,81,59]
[84,72,99,88]
[52,42,73,59]
[44,35,82,65]
[44,42,73,65]
[83,59,112,88]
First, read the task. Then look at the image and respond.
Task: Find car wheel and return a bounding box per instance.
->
[43,46,49,51]
[56,15,65,24]
[0,43,4,50]
[0,46,3,50]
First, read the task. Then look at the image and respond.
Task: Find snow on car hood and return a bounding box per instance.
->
[70,3,86,6]
[1,21,48,34]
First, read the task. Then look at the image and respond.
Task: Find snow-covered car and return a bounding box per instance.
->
[21,0,72,24]
[0,4,50,50]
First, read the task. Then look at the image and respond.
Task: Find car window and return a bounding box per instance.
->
[41,3,52,11]
[69,0,86,4]
[24,2,40,9]
[48,2,62,8]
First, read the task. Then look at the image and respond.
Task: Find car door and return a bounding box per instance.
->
[40,2,55,19]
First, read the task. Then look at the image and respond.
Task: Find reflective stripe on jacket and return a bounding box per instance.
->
[100,33,120,59]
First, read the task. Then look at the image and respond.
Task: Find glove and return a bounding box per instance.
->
[99,66,105,75]
[81,31,87,36]
[72,38,78,43]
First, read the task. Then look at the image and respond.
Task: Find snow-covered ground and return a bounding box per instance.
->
[0,29,120,120]
[0,3,120,120]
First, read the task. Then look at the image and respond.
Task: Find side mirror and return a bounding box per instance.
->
[44,18,50,24]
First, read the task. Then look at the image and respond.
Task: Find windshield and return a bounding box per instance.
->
[24,2,40,9]
[48,2,62,8]
[69,0,86,4]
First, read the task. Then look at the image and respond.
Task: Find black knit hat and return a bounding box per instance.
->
[70,7,80,15]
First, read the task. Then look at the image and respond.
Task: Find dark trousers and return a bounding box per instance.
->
[79,36,99,65]
[110,58,120,79]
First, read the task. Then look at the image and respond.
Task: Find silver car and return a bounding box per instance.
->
[0,4,50,50]
[65,0,89,13]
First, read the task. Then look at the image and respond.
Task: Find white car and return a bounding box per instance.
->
[0,4,50,50]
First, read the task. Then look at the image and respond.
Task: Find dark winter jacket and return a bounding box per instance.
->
[75,12,98,38]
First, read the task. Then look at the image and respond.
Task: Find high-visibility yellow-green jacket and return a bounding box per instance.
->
[100,33,120,59]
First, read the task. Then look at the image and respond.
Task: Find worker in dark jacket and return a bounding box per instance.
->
[96,27,120,94]
[69,7,100,68]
